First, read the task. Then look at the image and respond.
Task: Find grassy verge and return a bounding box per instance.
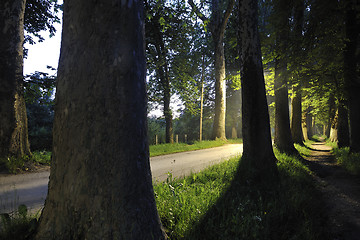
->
[0,151,51,174]
[150,139,242,157]
[331,146,360,175]
[154,144,328,239]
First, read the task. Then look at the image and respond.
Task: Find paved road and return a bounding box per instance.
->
[0,144,242,214]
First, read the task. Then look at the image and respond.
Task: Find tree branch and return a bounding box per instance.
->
[188,0,208,23]
[220,0,235,34]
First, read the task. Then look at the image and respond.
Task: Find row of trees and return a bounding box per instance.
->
[0,0,359,238]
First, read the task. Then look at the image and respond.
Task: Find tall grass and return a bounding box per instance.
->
[154,144,328,239]
[333,147,360,175]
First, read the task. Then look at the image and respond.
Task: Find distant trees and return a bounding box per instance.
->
[36,1,165,239]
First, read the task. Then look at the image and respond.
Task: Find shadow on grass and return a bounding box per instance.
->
[304,144,331,153]
[182,159,329,240]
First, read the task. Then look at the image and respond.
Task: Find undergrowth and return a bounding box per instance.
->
[154,144,328,239]
[0,151,51,174]
[0,205,40,240]
[333,147,360,175]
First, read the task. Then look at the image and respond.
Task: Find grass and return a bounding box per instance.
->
[331,146,360,175]
[0,151,51,174]
[0,205,40,240]
[2,140,329,239]
[150,139,242,157]
[154,144,328,239]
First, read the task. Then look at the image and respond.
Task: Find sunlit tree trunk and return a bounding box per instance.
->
[344,0,360,153]
[0,0,31,160]
[36,1,165,239]
[199,55,205,141]
[325,93,336,138]
[189,0,235,140]
[238,0,278,183]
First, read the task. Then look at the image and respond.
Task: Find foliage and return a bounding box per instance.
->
[333,147,360,175]
[0,205,39,240]
[24,0,62,45]
[154,145,328,239]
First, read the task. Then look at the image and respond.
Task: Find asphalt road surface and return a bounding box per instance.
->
[0,144,242,214]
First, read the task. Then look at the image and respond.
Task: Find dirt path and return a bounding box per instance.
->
[305,142,360,240]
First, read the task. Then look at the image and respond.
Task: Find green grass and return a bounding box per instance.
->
[150,139,242,157]
[332,147,360,175]
[0,151,51,174]
[154,144,328,239]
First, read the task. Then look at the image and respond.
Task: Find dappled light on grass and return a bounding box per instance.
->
[154,144,328,239]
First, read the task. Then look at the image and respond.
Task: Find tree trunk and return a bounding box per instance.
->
[291,85,304,144]
[290,0,304,145]
[326,93,336,138]
[199,55,205,141]
[238,0,278,183]
[329,109,338,142]
[211,35,227,140]
[36,1,165,239]
[274,59,298,154]
[344,0,360,153]
[337,101,350,148]
[0,0,31,159]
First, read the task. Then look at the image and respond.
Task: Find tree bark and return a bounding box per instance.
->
[291,85,304,144]
[344,0,360,153]
[189,0,235,140]
[337,101,350,148]
[0,0,31,159]
[290,0,305,145]
[238,0,278,183]
[36,1,165,239]
[273,0,298,155]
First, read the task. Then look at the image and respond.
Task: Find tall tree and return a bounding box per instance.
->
[290,0,305,145]
[0,0,31,159]
[344,0,360,153]
[238,0,278,183]
[189,0,235,140]
[273,0,298,155]
[36,1,165,239]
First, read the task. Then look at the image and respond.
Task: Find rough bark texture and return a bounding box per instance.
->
[291,86,304,144]
[326,93,336,138]
[344,0,360,153]
[238,0,278,183]
[0,0,31,159]
[36,1,165,239]
[329,109,338,142]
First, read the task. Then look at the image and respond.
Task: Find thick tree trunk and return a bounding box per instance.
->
[337,101,350,148]
[164,86,173,144]
[274,59,298,154]
[0,0,31,159]
[238,0,278,183]
[344,0,360,153]
[36,1,165,239]
[291,85,304,144]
